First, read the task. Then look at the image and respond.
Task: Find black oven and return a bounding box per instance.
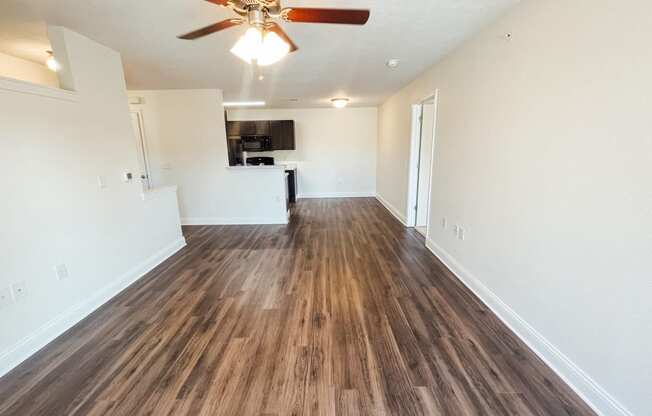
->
[241,136,272,152]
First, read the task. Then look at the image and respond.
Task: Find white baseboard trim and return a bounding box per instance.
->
[0,236,187,378]
[375,194,408,226]
[181,217,288,226]
[424,238,633,416]
[297,192,376,199]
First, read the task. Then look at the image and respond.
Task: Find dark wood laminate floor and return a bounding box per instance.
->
[0,198,596,416]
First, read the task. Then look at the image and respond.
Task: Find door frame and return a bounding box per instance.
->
[130,109,152,190]
[406,90,439,239]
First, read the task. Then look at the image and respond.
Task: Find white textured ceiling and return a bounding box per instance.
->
[0,0,518,107]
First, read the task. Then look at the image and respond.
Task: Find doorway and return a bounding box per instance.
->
[130,110,152,191]
[407,92,438,238]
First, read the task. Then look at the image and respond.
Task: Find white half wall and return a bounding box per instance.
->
[377,0,651,415]
[128,90,288,225]
[0,51,59,88]
[227,107,378,198]
[0,27,184,376]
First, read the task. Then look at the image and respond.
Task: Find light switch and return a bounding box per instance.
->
[55,264,69,281]
[11,281,27,301]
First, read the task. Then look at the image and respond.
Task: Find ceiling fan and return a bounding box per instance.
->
[178,0,370,65]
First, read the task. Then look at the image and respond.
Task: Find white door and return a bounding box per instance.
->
[415,100,436,235]
[130,111,152,191]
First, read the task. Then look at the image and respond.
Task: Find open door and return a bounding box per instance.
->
[407,92,438,240]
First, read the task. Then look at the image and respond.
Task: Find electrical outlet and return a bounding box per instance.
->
[55,264,69,281]
[458,226,466,241]
[11,281,27,301]
[441,217,448,229]
[0,288,12,310]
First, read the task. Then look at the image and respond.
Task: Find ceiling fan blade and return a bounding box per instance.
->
[178,19,243,40]
[267,23,298,52]
[204,0,230,5]
[282,8,370,25]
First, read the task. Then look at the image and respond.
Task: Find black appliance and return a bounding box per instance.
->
[241,136,272,152]
[246,156,275,166]
[286,168,297,204]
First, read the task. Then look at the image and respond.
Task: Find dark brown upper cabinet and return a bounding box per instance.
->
[226,120,270,137]
[270,120,295,151]
[225,120,295,151]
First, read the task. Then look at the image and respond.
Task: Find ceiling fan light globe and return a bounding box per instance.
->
[257,31,290,66]
[230,27,263,64]
[230,27,290,66]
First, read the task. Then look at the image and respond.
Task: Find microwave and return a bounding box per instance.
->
[241,136,272,152]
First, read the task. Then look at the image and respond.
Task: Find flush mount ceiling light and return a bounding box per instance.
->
[331,98,349,109]
[45,50,60,72]
[223,101,266,108]
[386,59,400,68]
[178,1,370,66]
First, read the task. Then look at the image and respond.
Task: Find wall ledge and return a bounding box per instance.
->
[0,76,78,102]
[141,185,178,201]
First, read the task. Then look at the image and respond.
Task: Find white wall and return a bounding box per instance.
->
[128,90,288,225]
[0,27,184,376]
[227,107,378,198]
[0,51,59,88]
[377,1,651,415]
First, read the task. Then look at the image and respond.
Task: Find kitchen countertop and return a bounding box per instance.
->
[226,165,285,170]
[226,163,298,170]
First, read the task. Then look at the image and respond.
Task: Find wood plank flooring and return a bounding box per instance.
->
[0,198,596,416]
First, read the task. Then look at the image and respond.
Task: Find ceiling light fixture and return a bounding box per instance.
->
[230,27,290,66]
[386,59,400,68]
[223,101,266,108]
[45,50,60,72]
[331,98,349,109]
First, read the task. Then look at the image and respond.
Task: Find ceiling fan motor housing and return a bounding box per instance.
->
[247,8,266,27]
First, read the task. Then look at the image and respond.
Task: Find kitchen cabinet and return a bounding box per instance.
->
[226,120,295,151]
[227,138,242,166]
[226,120,270,137]
[270,120,295,150]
